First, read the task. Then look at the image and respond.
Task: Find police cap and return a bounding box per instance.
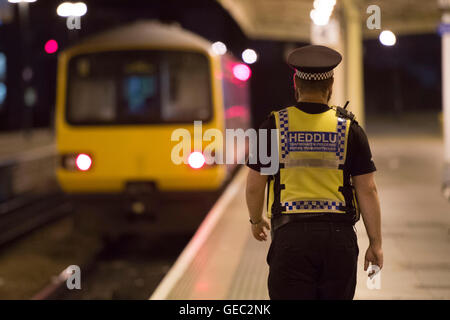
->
[287,45,342,81]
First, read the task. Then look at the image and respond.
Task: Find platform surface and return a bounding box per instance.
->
[151,128,450,300]
[0,129,55,164]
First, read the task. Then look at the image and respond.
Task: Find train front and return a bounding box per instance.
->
[55,23,232,208]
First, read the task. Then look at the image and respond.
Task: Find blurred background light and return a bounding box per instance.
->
[313,0,336,11]
[22,66,33,82]
[211,41,227,55]
[310,0,336,26]
[379,30,397,46]
[8,0,37,3]
[44,39,58,54]
[24,87,37,107]
[0,53,6,80]
[242,49,257,64]
[232,63,251,81]
[0,83,6,106]
[57,2,87,17]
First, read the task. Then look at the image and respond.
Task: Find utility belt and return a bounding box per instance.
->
[271,214,354,233]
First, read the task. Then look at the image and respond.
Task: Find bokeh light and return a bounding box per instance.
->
[44,39,58,54]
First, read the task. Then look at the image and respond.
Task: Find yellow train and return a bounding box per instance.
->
[55,21,251,208]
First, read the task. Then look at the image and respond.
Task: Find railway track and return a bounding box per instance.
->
[0,192,73,247]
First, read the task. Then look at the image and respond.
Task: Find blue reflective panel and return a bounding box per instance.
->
[0,52,5,81]
[0,82,6,106]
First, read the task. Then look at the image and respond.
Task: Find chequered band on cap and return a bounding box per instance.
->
[295,69,334,81]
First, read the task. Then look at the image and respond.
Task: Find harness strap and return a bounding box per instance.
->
[270,164,285,218]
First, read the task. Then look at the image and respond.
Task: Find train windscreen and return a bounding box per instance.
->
[66,50,212,125]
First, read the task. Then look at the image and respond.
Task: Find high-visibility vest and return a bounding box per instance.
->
[267,105,359,221]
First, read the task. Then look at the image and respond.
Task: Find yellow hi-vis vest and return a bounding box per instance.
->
[267,105,358,220]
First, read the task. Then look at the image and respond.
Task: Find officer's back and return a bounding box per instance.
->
[245,45,383,300]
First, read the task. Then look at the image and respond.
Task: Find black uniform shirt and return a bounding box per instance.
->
[246,102,376,223]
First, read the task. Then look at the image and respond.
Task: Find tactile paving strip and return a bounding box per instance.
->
[166,168,270,299]
[226,235,270,300]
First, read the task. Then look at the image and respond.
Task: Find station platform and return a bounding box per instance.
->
[151,127,450,300]
[0,129,56,198]
[0,129,55,164]
[151,168,269,300]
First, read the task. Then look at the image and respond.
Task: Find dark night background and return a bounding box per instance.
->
[0,0,442,131]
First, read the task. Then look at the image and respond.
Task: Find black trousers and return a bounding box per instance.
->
[267,221,359,300]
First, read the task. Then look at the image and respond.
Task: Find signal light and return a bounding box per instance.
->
[75,154,92,171]
[232,64,251,81]
[44,39,58,54]
[188,152,205,169]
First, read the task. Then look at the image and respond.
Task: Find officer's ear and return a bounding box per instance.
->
[330,77,334,90]
[327,77,334,102]
[293,74,300,102]
[295,88,300,102]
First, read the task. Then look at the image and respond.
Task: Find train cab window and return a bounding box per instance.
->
[66,50,212,125]
[122,75,160,120]
[163,53,211,121]
[68,77,117,123]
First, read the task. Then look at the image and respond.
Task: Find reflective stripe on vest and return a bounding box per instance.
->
[268,106,351,218]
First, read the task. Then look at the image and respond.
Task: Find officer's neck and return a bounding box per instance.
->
[297,91,329,105]
[298,96,329,105]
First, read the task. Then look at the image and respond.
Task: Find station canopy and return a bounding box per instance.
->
[217,0,442,42]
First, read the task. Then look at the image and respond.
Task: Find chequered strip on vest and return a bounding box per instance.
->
[283,200,345,212]
[336,117,347,161]
[279,109,289,159]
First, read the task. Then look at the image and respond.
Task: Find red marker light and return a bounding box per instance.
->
[76,154,92,171]
[44,39,58,54]
[225,105,249,120]
[188,152,205,169]
[232,63,251,81]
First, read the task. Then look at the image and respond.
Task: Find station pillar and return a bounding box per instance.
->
[342,0,365,127]
[440,5,450,198]
[310,17,346,109]
[311,0,365,127]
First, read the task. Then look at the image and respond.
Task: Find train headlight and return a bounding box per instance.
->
[76,154,92,171]
[188,152,205,169]
[61,153,93,171]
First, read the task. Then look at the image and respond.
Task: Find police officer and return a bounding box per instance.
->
[245,45,383,300]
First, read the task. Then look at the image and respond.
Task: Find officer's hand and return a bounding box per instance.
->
[364,244,383,275]
[251,219,270,241]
